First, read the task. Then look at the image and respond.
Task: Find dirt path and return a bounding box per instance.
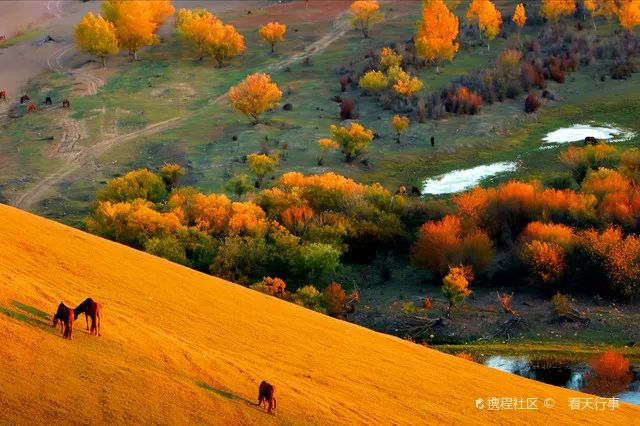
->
[12,4,363,210]
[13,116,183,209]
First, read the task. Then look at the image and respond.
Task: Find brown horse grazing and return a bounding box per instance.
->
[0,90,6,100]
[53,302,74,340]
[62,99,70,108]
[27,103,37,113]
[258,381,277,415]
[74,297,102,336]
[20,95,30,104]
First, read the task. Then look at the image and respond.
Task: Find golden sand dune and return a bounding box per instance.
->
[0,204,637,425]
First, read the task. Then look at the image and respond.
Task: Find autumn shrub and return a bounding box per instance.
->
[97,168,167,203]
[576,226,640,297]
[340,99,358,120]
[323,282,346,316]
[524,92,540,113]
[442,265,473,316]
[551,292,571,315]
[443,85,482,115]
[520,221,575,249]
[521,240,566,285]
[401,301,418,314]
[293,285,326,313]
[559,144,619,183]
[412,215,493,275]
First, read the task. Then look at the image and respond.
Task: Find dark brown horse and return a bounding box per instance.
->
[20,95,30,104]
[258,381,277,415]
[62,99,70,108]
[0,90,6,100]
[53,302,74,340]
[74,297,102,336]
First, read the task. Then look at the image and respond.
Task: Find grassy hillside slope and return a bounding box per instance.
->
[0,203,637,425]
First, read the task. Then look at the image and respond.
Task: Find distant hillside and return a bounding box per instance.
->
[0,204,637,424]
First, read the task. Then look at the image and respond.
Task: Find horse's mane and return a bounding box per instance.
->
[74,298,95,318]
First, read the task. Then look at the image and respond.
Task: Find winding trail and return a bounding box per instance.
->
[12,5,391,210]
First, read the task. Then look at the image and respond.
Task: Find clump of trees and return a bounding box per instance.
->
[176,8,245,65]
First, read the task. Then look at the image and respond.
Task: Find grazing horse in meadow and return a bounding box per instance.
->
[0,90,6,100]
[45,96,52,105]
[26,103,37,113]
[258,381,277,415]
[62,99,70,108]
[53,302,74,339]
[74,297,102,336]
[20,95,30,104]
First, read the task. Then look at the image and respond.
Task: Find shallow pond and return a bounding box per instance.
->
[542,124,635,144]
[484,356,640,405]
[422,161,518,195]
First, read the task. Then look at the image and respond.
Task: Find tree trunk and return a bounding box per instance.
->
[271,44,274,53]
[102,55,107,68]
[133,50,138,61]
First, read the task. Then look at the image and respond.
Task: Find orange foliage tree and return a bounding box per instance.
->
[412,215,493,275]
[207,18,245,66]
[415,0,460,72]
[350,0,384,38]
[467,0,503,49]
[102,0,174,60]
[521,240,567,285]
[540,0,577,23]
[74,12,119,67]
[259,22,286,53]
[617,0,640,31]
[228,73,282,124]
[392,69,424,101]
[578,226,640,297]
[323,282,347,316]
[317,138,339,165]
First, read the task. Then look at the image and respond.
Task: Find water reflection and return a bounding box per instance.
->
[484,355,639,405]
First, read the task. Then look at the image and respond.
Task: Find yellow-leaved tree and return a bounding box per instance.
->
[391,115,409,143]
[228,73,282,124]
[392,69,423,100]
[259,22,287,53]
[358,70,388,94]
[176,8,219,61]
[207,19,245,66]
[329,122,374,162]
[247,153,278,187]
[416,0,460,73]
[74,12,118,67]
[513,3,526,43]
[379,47,402,69]
[102,0,174,60]
[540,0,576,23]
[617,0,640,32]
[350,0,384,38]
[176,8,244,65]
[467,0,502,49]
[441,264,473,318]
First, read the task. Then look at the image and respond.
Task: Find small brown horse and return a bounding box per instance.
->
[20,95,30,104]
[62,99,70,108]
[53,302,74,339]
[0,90,6,100]
[74,297,102,336]
[27,103,37,113]
[258,381,277,415]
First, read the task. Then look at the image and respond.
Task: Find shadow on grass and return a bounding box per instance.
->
[0,300,52,331]
[197,382,256,407]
